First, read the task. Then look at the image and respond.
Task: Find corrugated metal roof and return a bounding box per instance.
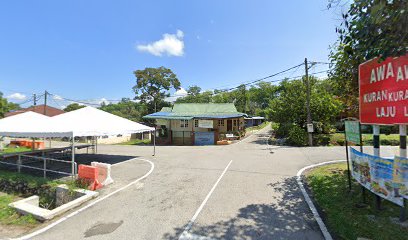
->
[143,103,245,120]
[160,107,172,112]
[172,103,238,114]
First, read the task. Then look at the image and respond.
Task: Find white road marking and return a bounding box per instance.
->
[15,158,155,240]
[296,160,345,240]
[179,160,233,240]
[112,157,142,166]
[179,232,217,240]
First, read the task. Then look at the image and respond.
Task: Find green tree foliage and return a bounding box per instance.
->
[287,124,307,146]
[99,98,148,122]
[247,82,279,116]
[0,92,20,118]
[233,85,248,113]
[186,85,201,97]
[328,0,407,117]
[268,77,343,134]
[133,67,181,113]
[176,81,279,116]
[176,91,213,103]
[63,103,86,112]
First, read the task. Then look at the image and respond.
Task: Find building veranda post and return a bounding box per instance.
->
[143,103,246,145]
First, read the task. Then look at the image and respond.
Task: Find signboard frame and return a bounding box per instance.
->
[345,121,361,144]
[198,120,213,128]
[359,55,408,125]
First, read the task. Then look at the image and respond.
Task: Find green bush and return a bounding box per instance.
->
[287,125,307,146]
[313,134,331,146]
[271,122,279,131]
[275,123,293,138]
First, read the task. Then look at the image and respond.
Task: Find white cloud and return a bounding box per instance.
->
[6,93,26,101]
[98,98,110,105]
[136,30,185,57]
[165,87,188,102]
[53,95,63,100]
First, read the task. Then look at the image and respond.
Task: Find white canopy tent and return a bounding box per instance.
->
[0,107,156,176]
[0,111,72,138]
[51,106,154,137]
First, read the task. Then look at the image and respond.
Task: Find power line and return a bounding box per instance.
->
[217,62,305,92]
[165,69,330,98]
[15,97,34,106]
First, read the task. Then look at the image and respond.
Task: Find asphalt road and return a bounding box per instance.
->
[24,125,399,240]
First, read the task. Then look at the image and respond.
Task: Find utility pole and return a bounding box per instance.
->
[44,91,48,115]
[33,94,37,110]
[305,58,313,146]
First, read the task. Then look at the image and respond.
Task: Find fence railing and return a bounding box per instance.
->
[0,154,76,178]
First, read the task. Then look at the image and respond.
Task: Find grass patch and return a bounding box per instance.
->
[0,169,89,208]
[246,121,269,132]
[306,163,407,240]
[0,147,31,155]
[117,139,151,145]
[0,169,62,189]
[330,133,400,146]
[0,193,37,226]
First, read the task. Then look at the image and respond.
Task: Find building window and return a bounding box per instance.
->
[218,119,224,127]
[180,120,189,128]
[233,119,238,127]
[194,119,199,128]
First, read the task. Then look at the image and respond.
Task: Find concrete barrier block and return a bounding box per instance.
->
[91,162,114,186]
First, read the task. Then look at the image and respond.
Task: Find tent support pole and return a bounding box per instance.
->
[71,136,75,178]
[153,129,156,156]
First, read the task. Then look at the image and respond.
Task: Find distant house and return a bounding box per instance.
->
[143,103,246,145]
[244,116,265,127]
[5,105,65,117]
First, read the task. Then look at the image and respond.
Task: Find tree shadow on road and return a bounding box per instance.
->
[162,177,323,240]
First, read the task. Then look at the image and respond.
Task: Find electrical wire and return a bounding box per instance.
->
[6,60,330,105]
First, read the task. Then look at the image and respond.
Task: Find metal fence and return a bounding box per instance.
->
[0,154,76,178]
[172,131,192,145]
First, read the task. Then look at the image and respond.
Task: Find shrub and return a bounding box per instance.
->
[313,134,331,146]
[287,125,307,146]
[275,123,293,138]
[271,122,279,132]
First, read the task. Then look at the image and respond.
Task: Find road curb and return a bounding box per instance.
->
[296,160,346,240]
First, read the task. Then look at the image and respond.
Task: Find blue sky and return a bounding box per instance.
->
[0,0,340,108]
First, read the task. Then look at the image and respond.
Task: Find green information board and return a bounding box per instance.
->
[345,121,361,144]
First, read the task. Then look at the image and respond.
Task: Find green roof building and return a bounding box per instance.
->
[143,103,246,145]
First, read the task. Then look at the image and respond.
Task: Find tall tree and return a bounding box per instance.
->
[100,98,148,122]
[133,67,181,113]
[187,85,201,97]
[63,103,85,112]
[268,77,342,133]
[0,92,20,118]
[233,84,248,113]
[328,0,407,117]
[176,91,213,103]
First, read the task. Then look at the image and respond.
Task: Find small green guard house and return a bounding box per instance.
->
[143,103,246,145]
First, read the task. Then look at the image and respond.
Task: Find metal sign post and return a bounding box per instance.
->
[400,125,407,221]
[359,123,366,204]
[344,131,352,191]
[153,129,156,156]
[373,125,382,210]
[344,121,361,191]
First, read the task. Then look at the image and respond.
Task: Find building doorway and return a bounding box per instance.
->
[227,119,232,131]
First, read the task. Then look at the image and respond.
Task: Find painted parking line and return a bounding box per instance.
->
[179,160,233,240]
[15,158,155,240]
[296,160,346,240]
